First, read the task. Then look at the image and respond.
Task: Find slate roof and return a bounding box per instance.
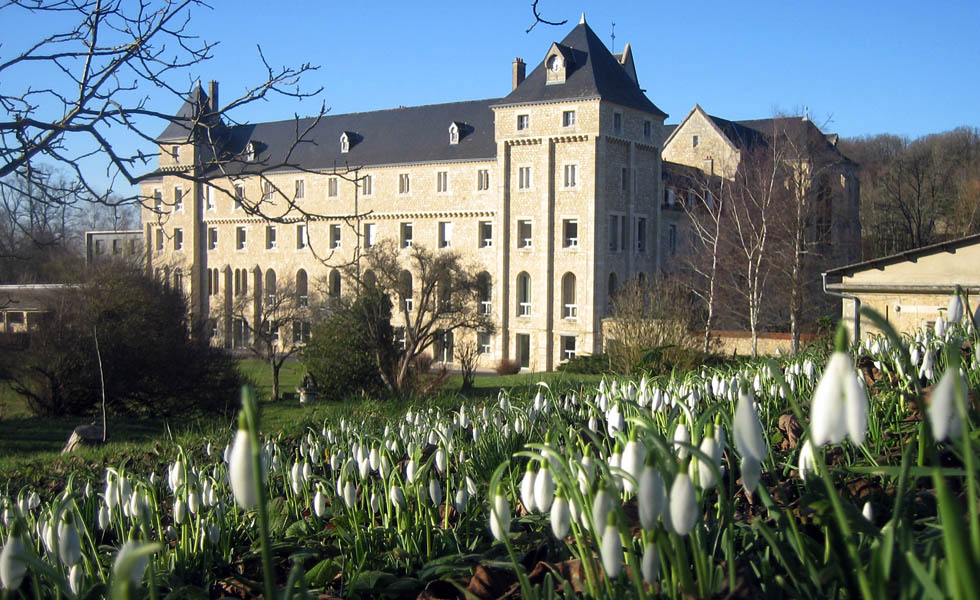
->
[498,21,666,117]
[155,19,665,173]
[213,98,501,175]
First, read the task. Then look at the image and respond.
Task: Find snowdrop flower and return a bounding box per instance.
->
[600,517,623,578]
[490,492,511,541]
[533,464,555,513]
[862,501,873,522]
[113,540,150,587]
[435,446,447,475]
[343,480,357,509]
[550,493,570,538]
[68,564,84,595]
[920,348,936,380]
[620,437,647,495]
[591,487,613,535]
[313,489,326,517]
[454,488,469,514]
[638,462,665,530]
[948,294,964,324]
[929,366,968,442]
[673,423,691,459]
[935,316,946,338]
[520,464,537,513]
[58,514,82,566]
[229,425,259,510]
[810,351,867,446]
[696,435,721,490]
[0,521,27,590]
[669,467,698,536]
[641,542,660,584]
[428,478,443,506]
[798,440,817,482]
[390,485,406,513]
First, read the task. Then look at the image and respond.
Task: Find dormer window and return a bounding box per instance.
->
[172,146,181,163]
[548,55,563,73]
[449,123,460,145]
[340,132,350,153]
[246,141,258,162]
[545,44,569,85]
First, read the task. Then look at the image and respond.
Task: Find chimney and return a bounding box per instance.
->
[512,58,526,91]
[207,80,219,113]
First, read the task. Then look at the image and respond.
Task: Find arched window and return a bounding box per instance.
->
[477,271,492,315]
[173,268,182,291]
[329,269,342,298]
[265,269,277,306]
[399,270,413,313]
[438,277,451,311]
[517,272,531,317]
[561,272,577,319]
[296,269,308,306]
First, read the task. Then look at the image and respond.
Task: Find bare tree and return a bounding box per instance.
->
[233,275,313,401]
[727,139,784,357]
[349,240,493,396]
[0,0,323,210]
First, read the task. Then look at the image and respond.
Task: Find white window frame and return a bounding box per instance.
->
[174,228,183,251]
[297,224,308,250]
[561,335,576,361]
[563,219,578,248]
[364,223,377,248]
[236,226,247,250]
[563,164,577,188]
[477,169,490,191]
[517,220,532,249]
[479,221,493,248]
[401,222,414,249]
[517,114,529,131]
[330,224,342,249]
[437,171,449,193]
[563,110,576,127]
[295,179,305,199]
[208,227,218,250]
[398,173,410,194]
[234,184,244,210]
[518,166,531,190]
[478,331,491,355]
[328,177,338,198]
[266,225,277,250]
[174,187,183,212]
[205,186,215,211]
[362,174,373,196]
[438,221,453,248]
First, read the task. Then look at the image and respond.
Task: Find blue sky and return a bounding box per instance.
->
[5,0,980,195]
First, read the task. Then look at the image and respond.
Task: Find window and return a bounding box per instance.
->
[563,110,576,127]
[95,239,104,255]
[205,186,215,210]
[399,271,413,313]
[208,227,218,250]
[687,189,696,208]
[128,239,137,255]
[518,166,531,189]
[328,269,341,298]
[563,219,578,248]
[173,269,183,290]
[262,180,273,201]
[156,229,164,251]
[561,335,576,361]
[171,145,181,163]
[236,226,247,250]
[517,114,529,130]
[234,268,248,296]
[561,272,577,319]
[173,228,183,251]
[692,135,699,148]
[295,180,305,199]
[477,169,490,191]
[297,224,308,249]
[112,239,121,255]
[517,273,532,317]
[449,124,459,145]
[644,120,652,140]
[706,191,714,210]
[234,184,244,210]
[518,220,532,248]
[153,189,163,212]
[668,224,677,256]
[564,164,576,188]
[264,269,277,307]
[665,188,676,206]
[293,320,312,344]
[401,222,414,248]
[330,224,342,249]
[516,334,530,369]
[478,331,491,354]
[362,174,372,196]
[246,142,257,162]
[340,133,349,153]
[328,177,338,197]
[479,221,493,248]
[208,269,219,297]
[364,223,376,248]
[613,112,622,135]
[477,272,492,315]
[296,269,308,306]
[266,225,277,250]
[438,222,453,248]
[608,215,620,251]
[434,331,454,363]
[636,217,647,252]
[437,171,448,193]
[621,167,629,192]
[174,187,183,212]
[399,173,410,194]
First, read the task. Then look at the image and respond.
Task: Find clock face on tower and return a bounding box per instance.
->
[548,55,563,72]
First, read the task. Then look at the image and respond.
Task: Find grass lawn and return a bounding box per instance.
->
[0,358,605,491]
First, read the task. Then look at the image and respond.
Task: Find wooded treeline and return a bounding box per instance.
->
[841,127,980,259]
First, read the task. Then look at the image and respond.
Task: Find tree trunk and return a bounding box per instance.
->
[270,353,280,401]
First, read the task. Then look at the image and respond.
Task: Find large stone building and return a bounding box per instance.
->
[143,17,668,371]
[143,18,861,368]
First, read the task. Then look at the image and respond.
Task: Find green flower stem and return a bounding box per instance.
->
[241,387,277,600]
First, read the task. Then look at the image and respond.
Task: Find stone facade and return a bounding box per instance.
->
[142,18,668,371]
